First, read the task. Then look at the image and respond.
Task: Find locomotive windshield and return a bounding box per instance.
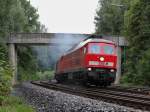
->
[89,44,101,54]
[103,45,114,54]
[88,43,115,55]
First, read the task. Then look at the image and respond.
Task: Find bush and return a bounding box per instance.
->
[0,47,13,105]
[18,68,54,81]
[121,49,150,86]
[36,70,54,80]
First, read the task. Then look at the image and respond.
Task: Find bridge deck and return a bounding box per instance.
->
[5,33,127,46]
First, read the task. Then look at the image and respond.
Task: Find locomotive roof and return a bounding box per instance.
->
[82,38,115,45]
[66,38,115,54]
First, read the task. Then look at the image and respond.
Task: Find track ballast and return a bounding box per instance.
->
[31,81,150,111]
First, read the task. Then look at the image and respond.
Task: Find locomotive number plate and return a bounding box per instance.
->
[99,62,105,66]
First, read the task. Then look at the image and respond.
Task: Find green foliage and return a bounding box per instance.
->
[0,0,47,105]
[95,0,128,35]
[0,46,12,105]
[17,46,39,81]
[122,0,150,85]
[0,96,35,112]
[15,0,47,81]
[95,0,150,86]
[0,0,47,82]
[19,70,54,81]
[36,70,54,80]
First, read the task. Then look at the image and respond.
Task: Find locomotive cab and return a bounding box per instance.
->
[84,40,117,86]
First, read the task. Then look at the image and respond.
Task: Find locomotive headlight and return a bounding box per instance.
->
[100,57,104,61]
[88,68,92,71]
[110,69,115,72]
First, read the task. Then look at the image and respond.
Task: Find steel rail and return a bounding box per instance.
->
[107,86,150,95]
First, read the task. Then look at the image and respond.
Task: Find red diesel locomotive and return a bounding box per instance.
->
[55,36,117,86]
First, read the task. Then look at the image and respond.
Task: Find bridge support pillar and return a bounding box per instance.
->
[115,46,122,84]
[8,43,17,85]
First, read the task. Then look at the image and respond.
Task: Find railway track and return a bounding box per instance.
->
[31,81,150,111]
[107,85,150,95]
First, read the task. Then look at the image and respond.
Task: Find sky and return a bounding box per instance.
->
[30,0,99,34]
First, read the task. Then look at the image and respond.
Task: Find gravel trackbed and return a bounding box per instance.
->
[18,82,145,112]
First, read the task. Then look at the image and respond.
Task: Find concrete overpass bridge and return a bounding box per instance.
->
[5,33,128,85]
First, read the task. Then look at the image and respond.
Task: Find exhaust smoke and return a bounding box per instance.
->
[33,33,89,69]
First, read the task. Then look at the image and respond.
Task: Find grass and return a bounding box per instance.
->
[36,70,54,80]
[0,96,35,112]
[19,70,55,81]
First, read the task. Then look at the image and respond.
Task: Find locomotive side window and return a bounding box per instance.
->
[103,45,114,54]
[83,47,86,54]
[89,44,101,54]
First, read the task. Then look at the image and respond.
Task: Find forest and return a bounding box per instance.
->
[0,0,150,111]
[95,0,150,85]
[0,0,47,111]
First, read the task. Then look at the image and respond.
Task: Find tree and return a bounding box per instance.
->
[94,0,127,35]
[123,0,150,85]
[0,0,46,101]
[95,0,150,86]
